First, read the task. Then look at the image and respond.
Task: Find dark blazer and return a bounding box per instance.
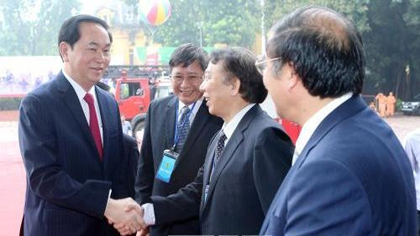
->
[18,72,128,236]
[152,105,293,235]
[123,133,139,198]
[135,95,223,235]
[260,95,417,235]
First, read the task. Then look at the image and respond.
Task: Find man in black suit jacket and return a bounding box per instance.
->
[18,15,143,236]
[133,43,223,235]
[129,47,293,235]
[123,134,139,198]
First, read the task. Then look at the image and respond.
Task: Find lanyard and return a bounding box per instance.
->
[173,101,197,149]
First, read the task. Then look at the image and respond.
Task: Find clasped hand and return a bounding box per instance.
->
[104,197,147,235]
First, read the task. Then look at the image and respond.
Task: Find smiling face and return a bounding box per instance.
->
[200,61,234,120]
[171,60,204,105]
[60,22,111,91]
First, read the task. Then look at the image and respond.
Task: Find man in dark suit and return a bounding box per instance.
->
[123,133,139,198]
[96,81,140,199]
[133,43,223,235]
[18,15,143,236]
[259,6,416,235]
[128,47,293,235]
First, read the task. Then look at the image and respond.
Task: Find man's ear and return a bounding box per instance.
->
[230,77,241,96]
[287,62,300,91]
[59,42,70,62]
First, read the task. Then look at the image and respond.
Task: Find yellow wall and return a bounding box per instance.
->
[96,7,148,65]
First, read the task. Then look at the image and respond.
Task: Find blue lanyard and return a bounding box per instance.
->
[173,101,197,147]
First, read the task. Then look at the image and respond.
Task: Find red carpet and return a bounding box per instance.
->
[1,110,25,235]
[0,140,25,236]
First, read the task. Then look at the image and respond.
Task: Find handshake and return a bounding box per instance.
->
[104,197,149,236]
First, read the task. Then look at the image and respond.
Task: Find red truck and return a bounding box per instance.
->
[105,65,301,143]
[104,65,171,134]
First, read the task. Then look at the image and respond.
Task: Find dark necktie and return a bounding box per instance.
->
[84,93,103,160]
[175,106,190,153]
[214,130,227,167]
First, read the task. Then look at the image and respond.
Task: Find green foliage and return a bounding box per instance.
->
[265,0,370,34]
[264,0,419,99]
[142,0,260,48]
[363,0,420,99]
[0,0,81,56]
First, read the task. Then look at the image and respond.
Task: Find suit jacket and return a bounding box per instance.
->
[260,95,417,235]
[123,133,139,198]
[18,72,128,236]
[135,95,223,235]
[152,105,293,235]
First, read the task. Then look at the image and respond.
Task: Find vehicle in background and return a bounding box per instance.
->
[402,93,420,115]
[104,65,171,134]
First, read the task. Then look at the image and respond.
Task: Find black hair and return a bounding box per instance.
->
[210,47,267,103]
[169,43,208,73]
[266,6,365,98]
[58,14,112,50]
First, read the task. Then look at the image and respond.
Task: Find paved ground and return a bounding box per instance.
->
[382,113,420,142]
[0,110,419,235]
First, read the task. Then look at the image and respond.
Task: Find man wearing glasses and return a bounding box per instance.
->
[259,6,416,235]
[133,43,222,236]
[123,47,293,236]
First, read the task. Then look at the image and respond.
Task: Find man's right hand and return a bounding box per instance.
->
[136,226,149,236]
[104,198,146,235]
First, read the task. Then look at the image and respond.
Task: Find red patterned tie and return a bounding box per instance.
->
[84,93,103,160]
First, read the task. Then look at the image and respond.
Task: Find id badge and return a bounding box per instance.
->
[156,150,179,183]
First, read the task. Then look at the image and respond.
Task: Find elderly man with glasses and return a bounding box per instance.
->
[121,47,293,236]
[131,43,223,236]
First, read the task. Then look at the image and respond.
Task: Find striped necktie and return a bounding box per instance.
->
[175,106,190,153]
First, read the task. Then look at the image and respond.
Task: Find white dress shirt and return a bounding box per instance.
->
[292,93,353,165]
[62,70,103,143]
[403,128,420,210]
[177,98,203,124]
[143,103,256,226]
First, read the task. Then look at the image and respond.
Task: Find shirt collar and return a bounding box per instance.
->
[222,103,255,140]
[62,69,96,102]
[293,93,353,165]
[177,98,203,120]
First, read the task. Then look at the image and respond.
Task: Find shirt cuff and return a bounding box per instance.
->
[104,190,112,216]
[142,203,155,225]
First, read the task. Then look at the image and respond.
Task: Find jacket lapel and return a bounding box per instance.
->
[200,132,220,213]
[96,88,116,176]
[261,96,367,233]
[56,72,97,154]
[294,95,366,168]
[201,105,260,212]
[164,96,177,149]
[174,102,211,168]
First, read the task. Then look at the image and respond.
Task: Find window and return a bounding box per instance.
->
[120,82,142,100]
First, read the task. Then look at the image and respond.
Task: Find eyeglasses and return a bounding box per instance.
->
[170,74,203,83]
[255,57,282,75]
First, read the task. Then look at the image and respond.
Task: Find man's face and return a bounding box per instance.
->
[171,61,204,105]
[263,59,291,119]
[61,22,111,90]
[200,61,233,119]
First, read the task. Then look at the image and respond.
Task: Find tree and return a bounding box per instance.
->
[263,0,420,99]
[130,0,260,48]
[364,0,420,99]
[0,0,80,56]
[264,0,370,36]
